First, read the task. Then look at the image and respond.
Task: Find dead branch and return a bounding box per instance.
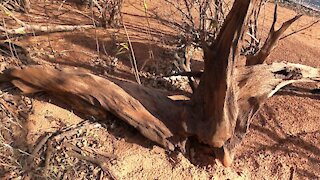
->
[164,0,194,25]
[165,71,203,78]
[0,3,95,38]
[0,24,96,38]
[66,150,117,180]
[31,133,52,157]
[280,19,319,40]
[122,20,141,84]
[183,0,195,27]
[0,66,183,151]
[241,0,263,57]
[63,139,117,179]
[23,133,52,177]
[246,3,302,66]
[84,146,118,160]
[53,121,99,142]
[43,140,53,176]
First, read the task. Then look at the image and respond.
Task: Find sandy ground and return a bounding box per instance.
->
[0,0,319,179]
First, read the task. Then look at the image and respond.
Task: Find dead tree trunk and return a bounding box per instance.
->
[0,0,319,167]
[185,0,252,165]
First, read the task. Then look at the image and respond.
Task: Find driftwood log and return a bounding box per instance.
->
[1,62,319,166]
[1,0,319,167]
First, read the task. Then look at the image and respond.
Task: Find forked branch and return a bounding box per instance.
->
[246,3,302,66]
[191,0,252,149]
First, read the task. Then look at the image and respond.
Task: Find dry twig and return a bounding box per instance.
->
[280,20,319,40]
[52,121,97,142]
[42,140,53,176]
[66,150,117,180]
[122,16,141,84]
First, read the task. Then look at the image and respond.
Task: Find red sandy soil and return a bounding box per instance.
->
[0,0,319,179]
